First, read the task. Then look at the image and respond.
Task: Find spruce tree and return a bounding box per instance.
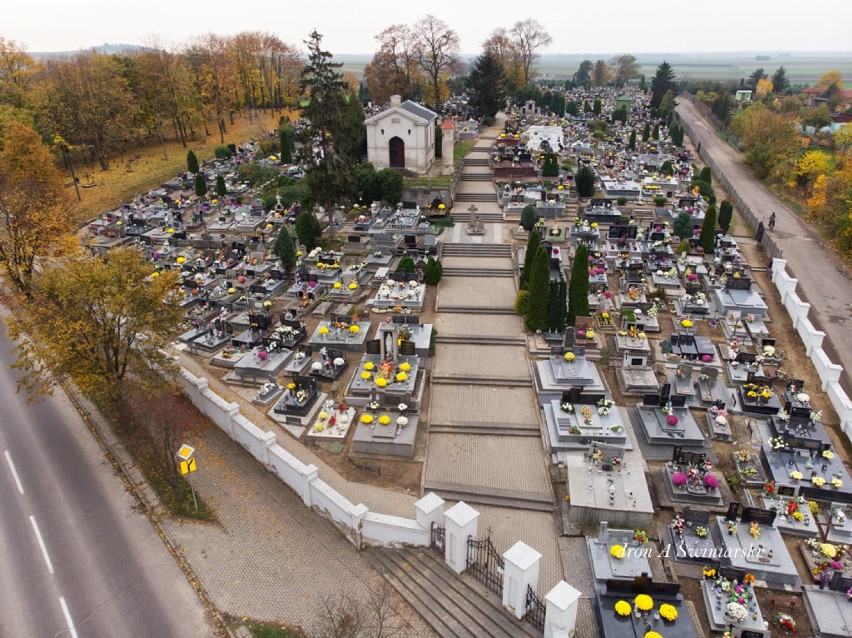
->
[186,150,199,174]
[194,173,207,198]
[650,61,677,108]
[525,246,550,331]
[567,243,590,326]
[294,210,323,250]
[215,174,227,197]
[521,229,541,289]
[700,205,718,254]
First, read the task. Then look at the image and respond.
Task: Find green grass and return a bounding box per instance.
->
[227,617,307,638]
[404,140,476,188]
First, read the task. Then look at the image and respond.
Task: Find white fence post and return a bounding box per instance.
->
[502,541,542,619]
[544,581,582,638]
[415,492,445,532]
[443,502,478,574]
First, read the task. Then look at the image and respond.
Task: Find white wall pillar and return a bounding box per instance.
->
[544,581,582,638]
[502,541,542,619]
[415,492,445,532]
[443,501,479,574]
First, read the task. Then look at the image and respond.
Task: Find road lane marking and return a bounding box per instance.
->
[4,450,24,495]
[29,515,54,575]
[59,597,80,638]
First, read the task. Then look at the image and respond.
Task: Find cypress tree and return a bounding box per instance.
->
[215,174,227,197]
[279,126,295,164]
[194,173,207,198]
[652,123,660,140]
[521,229,541,289]
[642,123,650,141]
[700,205,718,254]
[628,129,636,150]
[593,98,602,115]
[273,224,297,273]
[556,279,567,332]
[525,246,550,331]
[567,243,590,326]
[699,166,712,185]
[719,200,734,233]
[187,150,199,174]
[547,280,559,332]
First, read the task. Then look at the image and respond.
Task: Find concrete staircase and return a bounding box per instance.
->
[463,157,490,167]
[451,210,504,223]
[442,266,513,277]
[364,549,540,638]
[422,482,554,513]
[430,373,532,387]
[442,244,511,258]
[455,192,498,203]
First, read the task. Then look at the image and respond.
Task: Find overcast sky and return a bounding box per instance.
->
[6,0,851,55]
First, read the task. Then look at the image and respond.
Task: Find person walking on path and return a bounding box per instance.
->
[768,212,776,231]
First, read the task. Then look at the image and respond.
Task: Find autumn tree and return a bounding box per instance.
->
[0,37,38,110]
[611,54,640,85]
[0,122,74,295]
[9,248,183,400]
[816,71,843,97]
[730,103,799,180]
[509,19,552,86]
[413,15,461,113]
[467,51,506,118]
[364,25,420,104]
[794,150,834,191]
[772,67,790,94]
[755,78,774,99]
[807,156,851,254]
[185,34,239,143]
[40,51,138,170]
[592,60,613,87]
[650,61,677,109]
[483,28,522,90]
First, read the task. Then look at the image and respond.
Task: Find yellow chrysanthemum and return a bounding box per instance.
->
[360,371,372,380]
[635,594,654,611]
[360,414,374,424]
[610,545,625,559]
[396,372,408,382]
[364,362,375,371]
[379,415,391,425]
[614,600,631,616]
[659,604,677,622]
[399,362,411,372]
[376,377,387,387]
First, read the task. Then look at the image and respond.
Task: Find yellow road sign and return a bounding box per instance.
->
[177,444,195,460]
[179,458,197,475]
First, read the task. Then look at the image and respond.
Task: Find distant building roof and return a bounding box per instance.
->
[801,88,820,94]
[440,119,456,130]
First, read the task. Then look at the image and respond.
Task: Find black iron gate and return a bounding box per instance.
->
[466,533,504,596]
[430,521,445,554]
[524,584,546,631]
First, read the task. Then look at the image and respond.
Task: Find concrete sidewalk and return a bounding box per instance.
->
[677,98,852,394]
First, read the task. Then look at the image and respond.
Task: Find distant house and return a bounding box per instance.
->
[364,95,437,174]
[734,90,753,103]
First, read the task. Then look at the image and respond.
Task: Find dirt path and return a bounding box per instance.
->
[677,98,852,394]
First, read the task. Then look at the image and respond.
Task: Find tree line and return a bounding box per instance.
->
[0,33,303,170]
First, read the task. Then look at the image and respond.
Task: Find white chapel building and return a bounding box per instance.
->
[364,95,437,174]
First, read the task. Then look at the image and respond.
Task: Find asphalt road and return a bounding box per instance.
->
[0,323,215,637]
[677,98,852,394]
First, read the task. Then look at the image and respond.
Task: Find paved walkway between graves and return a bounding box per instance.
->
[424,125,566,601]
[677,98,852,393]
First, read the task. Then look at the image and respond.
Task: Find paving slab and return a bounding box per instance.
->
[433,344,531,379]
[429,385,541,426]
